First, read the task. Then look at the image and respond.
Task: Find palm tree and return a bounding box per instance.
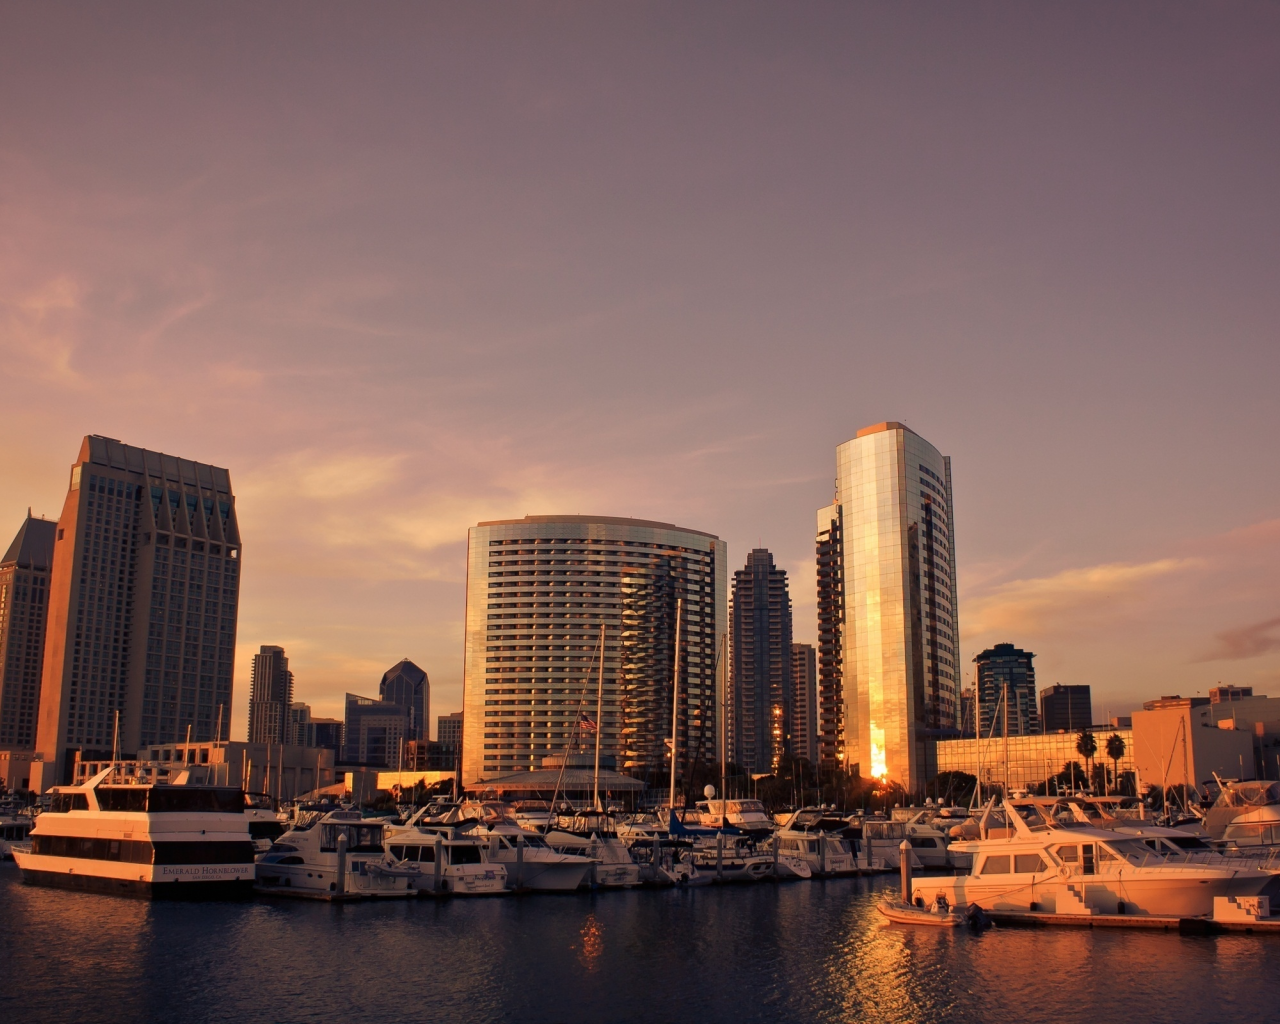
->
[1106,733,1126,796]
[1076,730,1098,793]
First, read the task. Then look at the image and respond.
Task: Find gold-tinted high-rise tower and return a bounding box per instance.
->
[32,436,242,789]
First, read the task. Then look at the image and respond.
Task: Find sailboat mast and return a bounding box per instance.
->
[669,597,683,815]
[593,623,605,813]
[719,633,727,825]
[1003,682,1010,798]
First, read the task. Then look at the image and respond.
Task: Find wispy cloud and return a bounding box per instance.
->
[1197,616,1280,663]
[964,557,1198,638]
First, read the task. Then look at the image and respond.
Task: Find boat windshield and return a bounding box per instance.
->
[1101,839,1164,865]
[1213,782,1280,809]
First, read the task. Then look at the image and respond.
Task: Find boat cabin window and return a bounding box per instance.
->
[450,846,482,865]
[1081,844,1095,874]
[980,855,1010,874]
[1055,845,1078,864]
[1101,839,1161,865]
[147,788,244,814]
[50,792,90,813]
[249,821,286,840]
[1166,835,1209,851]
[909,837,939,849]
[320,823,384,853]
[390,844,436,863]
[96,787,148,812]
[1014,854,1046,873]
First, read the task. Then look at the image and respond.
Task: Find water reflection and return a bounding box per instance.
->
[3,866,1278,1024]
[577,913,603,970]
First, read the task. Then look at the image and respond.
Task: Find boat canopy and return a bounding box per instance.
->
[1213,782,1280,808]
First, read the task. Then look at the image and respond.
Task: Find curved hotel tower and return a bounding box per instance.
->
[816,422,958,792]
[461,516,727,787]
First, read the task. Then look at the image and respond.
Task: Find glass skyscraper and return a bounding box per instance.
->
[461,515,726,787]
[815,422,959,791]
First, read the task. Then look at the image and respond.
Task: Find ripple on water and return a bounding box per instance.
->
[1,866,1276,1024]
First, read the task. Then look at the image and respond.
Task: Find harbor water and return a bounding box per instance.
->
[1,863,1274,1024]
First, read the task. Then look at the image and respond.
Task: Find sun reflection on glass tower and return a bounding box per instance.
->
[816,422,959,791]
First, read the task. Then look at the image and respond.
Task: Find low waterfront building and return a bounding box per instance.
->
[935,727,1135,794]
[1131,693,1280,791]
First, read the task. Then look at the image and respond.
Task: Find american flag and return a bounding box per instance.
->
[577,710,597,732]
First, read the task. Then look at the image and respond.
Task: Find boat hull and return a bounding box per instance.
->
[924,871,1271,918]
[878,900,964,927]
[15,858,254,900]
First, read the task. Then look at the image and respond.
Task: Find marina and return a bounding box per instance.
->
[3,858,1280,1024]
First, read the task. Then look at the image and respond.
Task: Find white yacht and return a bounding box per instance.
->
[694,799,776,834]
[475,821,594,891]
[13,767,255,898]
[255,808,422,898]
[926,798,1275,917]
[689,834,774,882]
[1204,781,1280,848]
[546,810,641,888]
[0,801,34,859]
[772,829,856,876]
[384,818,508,895]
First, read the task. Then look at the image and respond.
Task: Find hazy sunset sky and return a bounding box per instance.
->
[2,3,1278,739]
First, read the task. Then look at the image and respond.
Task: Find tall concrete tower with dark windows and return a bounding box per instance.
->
[380,658,429,741]
[0,515,58,749]
[249,645,293,745]
[729,549,793,773]
[32,436,242,790]
[790,643,817,764]
[816,422,959,792]
[974,644,1039,736]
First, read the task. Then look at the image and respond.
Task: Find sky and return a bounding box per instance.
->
[2,2,1278,739]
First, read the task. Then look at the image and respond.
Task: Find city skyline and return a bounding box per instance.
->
[2,5,1277,742]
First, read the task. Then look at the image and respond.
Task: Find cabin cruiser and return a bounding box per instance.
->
[0,801,33,859]
[546,811,641,888]
[772,829,855,876]
[474,821,594,891]
[688,833,774,882]
[926,798,1275,917]
[244,794,289,853]
[694,799,776,834]
[256,808,422,898]
[509,800,557,831]
[12,767,255,898]
[384,813,508,895]
[1204,781,1280,848]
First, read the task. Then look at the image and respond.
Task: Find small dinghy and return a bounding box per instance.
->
[877,895,966,928]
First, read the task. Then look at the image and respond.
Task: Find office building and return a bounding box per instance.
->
[0,515,57,749]
[438,710,463,751]
[815,422,959,791]
[248,645,293,745]
[1210,685,1253,704]
[286,701,343,752]
[936,727,1135,794]
[976,644,1039,737]
[1040,683,1093,734]
[730,549,793,773]
[461,515,727,786]
[790,643,817,763]
[380,658,429,741]
[32,436,242,790]
[343,692,409,767]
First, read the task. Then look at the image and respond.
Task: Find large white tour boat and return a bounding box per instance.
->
[12,767,255,898]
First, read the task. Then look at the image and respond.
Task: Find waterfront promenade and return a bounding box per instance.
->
[1,863,1274,1024]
